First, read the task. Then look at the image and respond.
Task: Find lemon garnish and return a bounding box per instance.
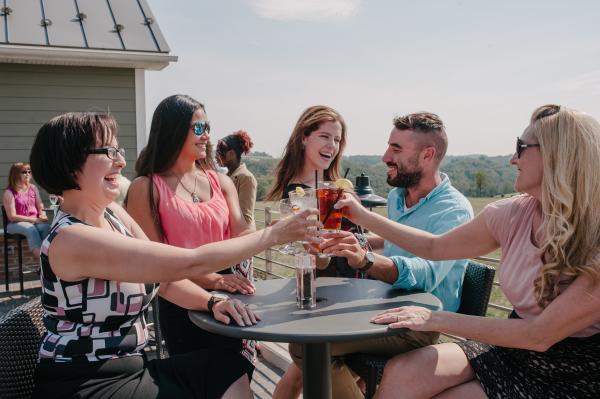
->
[295,186,306,197]
[335,178,354,192]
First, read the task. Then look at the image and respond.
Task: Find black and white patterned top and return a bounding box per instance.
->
[38,209,159,363]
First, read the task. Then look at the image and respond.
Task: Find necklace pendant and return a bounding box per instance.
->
[191,193,201,203]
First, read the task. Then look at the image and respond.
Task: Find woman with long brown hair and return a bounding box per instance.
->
[266,105,346,201]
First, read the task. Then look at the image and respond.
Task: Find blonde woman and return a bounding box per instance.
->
[329,105,600,398]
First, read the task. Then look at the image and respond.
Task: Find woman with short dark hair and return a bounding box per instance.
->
[2,162,50,258]
[30,111,319,399]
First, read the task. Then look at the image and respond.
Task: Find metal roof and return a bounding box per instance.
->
[0,0,176,70]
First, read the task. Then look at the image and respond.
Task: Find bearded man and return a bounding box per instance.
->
[293,112,474,399]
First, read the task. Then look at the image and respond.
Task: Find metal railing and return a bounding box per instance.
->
[252,206,512,318]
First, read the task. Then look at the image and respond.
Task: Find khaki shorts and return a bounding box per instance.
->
[288,330,439,399]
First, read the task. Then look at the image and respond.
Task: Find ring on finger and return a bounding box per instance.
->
[396,315,400,322]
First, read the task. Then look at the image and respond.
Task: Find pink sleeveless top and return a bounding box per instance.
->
[9,185,39,218]
[153,170,231,248]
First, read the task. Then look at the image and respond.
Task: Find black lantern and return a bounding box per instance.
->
[354,173,387,208]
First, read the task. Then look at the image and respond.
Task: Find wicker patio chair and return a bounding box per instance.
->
[0,297,44,399]
[345,260,496,399]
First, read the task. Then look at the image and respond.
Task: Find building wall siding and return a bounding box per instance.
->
[0,63,138,198]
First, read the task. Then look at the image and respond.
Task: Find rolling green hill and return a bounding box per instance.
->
[245,153,516,200]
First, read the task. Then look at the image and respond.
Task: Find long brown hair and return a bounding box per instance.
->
[266,105,347,200]
[7,163,31,192]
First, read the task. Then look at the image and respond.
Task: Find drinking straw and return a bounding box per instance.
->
[343,168,350,178]
[314,170,319,211]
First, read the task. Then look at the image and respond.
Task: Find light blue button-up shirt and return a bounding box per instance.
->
[384,173,474,312]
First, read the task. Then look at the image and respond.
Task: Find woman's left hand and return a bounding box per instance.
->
[370,306,435,331]
[213,298,261,327]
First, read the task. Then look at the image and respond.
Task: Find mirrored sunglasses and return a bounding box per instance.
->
[192,120,210,136]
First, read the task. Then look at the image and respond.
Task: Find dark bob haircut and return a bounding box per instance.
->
[30,112,117,195]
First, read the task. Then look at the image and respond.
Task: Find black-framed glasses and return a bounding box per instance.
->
[516,137,540,158]
[20,170,32,175]
[191,120,210,137]
[86,147,126,160]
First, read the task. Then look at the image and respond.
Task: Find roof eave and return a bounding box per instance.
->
[0,45,177,70]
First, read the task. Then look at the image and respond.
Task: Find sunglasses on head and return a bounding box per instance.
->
[516,137,540,158]
[191,121,210,137]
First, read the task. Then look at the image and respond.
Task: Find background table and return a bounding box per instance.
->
[189,277,442,399]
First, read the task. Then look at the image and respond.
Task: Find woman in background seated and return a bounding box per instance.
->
[331,104,600,398]
[2,162,49,258]
[216,130,258,227]
[30,112,319,399]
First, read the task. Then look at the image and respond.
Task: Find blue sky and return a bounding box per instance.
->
[145,0,600,157]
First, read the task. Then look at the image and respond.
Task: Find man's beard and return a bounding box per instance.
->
[387,162,422,189]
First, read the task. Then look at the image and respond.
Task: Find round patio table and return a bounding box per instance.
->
[188,277,442,399]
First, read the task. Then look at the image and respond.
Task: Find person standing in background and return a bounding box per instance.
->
[216,130,257,227]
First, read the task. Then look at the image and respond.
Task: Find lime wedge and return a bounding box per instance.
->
[295,186,306,197]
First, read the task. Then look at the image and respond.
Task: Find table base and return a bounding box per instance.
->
[303,342,332,399]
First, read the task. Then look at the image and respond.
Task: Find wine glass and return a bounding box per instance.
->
[278,199,299,255]
[49,194,58,206]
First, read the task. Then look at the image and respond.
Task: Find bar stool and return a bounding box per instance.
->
[2,205,25,293]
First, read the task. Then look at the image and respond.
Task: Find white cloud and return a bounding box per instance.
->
[250,0,362,21]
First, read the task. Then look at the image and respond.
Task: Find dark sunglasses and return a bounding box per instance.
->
[20,170,32,175]
[85,146,126,160]
[191,120,210,137]
[516,137,540,158]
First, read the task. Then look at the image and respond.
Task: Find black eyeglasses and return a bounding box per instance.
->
[191,121,210,137]
[516,137,540,158]
[20,170,32,175]
[86,147,126,160]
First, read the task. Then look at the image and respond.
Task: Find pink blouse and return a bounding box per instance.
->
[153,170,231,248]
[484,195,600,337]
[8,185,39,218]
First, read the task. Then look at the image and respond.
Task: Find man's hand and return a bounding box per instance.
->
[321,231,366,268]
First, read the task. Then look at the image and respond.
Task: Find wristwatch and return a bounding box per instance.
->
[359,251,375,273]
[207,293,229,317]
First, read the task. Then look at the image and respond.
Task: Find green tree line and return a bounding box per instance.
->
[244,153,516,200]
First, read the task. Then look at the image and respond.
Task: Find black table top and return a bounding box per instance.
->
[188,277,442,344]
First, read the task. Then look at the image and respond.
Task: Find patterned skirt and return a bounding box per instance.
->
[456,332,600,398]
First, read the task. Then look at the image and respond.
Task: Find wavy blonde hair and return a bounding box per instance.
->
[532,104,600,307]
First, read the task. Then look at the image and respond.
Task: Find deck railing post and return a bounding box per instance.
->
[264,207,273,279]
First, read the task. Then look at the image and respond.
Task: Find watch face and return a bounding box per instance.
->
[213,293,229,301]
[366,252,375,264]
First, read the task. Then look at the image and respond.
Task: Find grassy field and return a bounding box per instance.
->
[253,196,511,318]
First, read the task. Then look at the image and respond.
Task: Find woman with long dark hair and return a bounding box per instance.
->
[126,95,259,378]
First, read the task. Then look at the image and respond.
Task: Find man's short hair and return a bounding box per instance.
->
[393,112,448,162]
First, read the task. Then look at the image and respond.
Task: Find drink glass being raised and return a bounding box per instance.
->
[317,181,343,232]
